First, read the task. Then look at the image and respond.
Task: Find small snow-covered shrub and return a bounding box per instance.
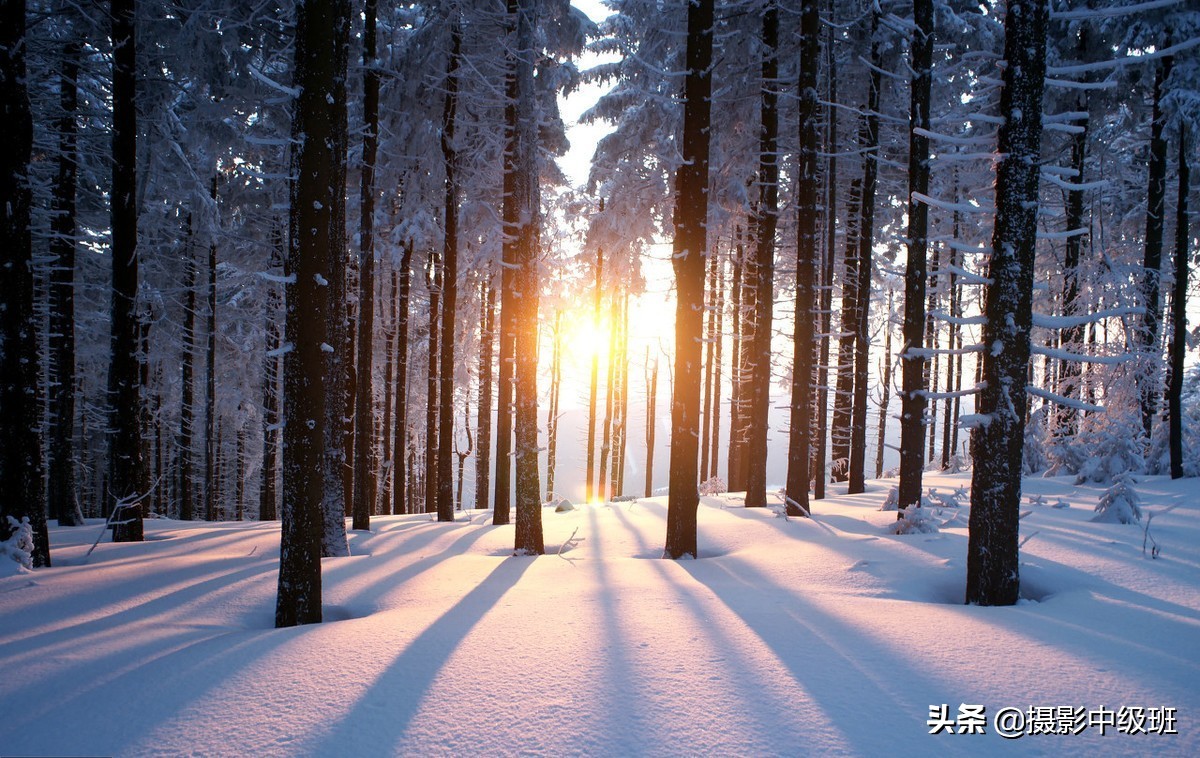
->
[889,506,940,535]
[699,476,727,496]
[544,497,575,513]
[1092,474,1142,524]
[942,454,970,474]
[1023,407,1050,474]
[1,516,34,575]
[880,487,899,511]
[925,487,968,509]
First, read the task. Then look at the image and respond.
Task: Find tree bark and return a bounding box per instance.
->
[0,0,48,564]
[966,0,1048,607]
[744,0,779,509]
[205,175,219,521]
[436,17,462,524]
[585,245,604,502]
[351,0,381,532]
[475,271,495,510]
[645,347,658,497]
[1168,127,1189,479]
[424,253,441,515]
[277,0,351,627]
[49,40,82,527]
[180,219,198,521]
[546,311,562,500]
[392,242,413,514]
[897,0,934,514]
[1139,54,1174,441]
[512,0,543,555]
[260,223,284,521]
[783,0,820,519]
[664,0,714,558]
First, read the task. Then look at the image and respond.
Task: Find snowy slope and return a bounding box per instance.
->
[1,472,1197,756]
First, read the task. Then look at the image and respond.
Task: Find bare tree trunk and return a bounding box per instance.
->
[476,273,495,510]
[512,0,543,555]
[546,311,562,500]
[876,290,893,479]
[926,246,940,466]
[48,40,82,527]
[898,0,934,514]
[1168,127,1189,479]
[436,18,462,524]
[585,245,604,503]
[1139,54,1174,441]
[260,223,284,521]
[598,293,617,501]
[179,220,198,521]
[645,347,658,497]
[708,255,724,480]
[814,34,837,500]
[848,12,882,494]
[277,0,350,627]
[783,0,820,518]
[204,176,219,521]
[456,398,472,511]
[664,0,714,558]
[392,243,413,515]
[380,271,395,512]
[727,235,746,489]
[744,0,779,509]
[351,0,381,532]
[0,0,48,562]
[424,255,441,515]
[700,251,716,481]
[966,0,1047,607]
[616,294,631,495]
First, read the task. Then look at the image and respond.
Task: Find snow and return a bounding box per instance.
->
[2,472,1198,756]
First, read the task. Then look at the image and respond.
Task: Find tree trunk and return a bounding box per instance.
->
[380,271,395,511]
[848,13,882,495]
[783,0,820,519]
[700,252,716,481]
[475,271,495,510]
[708,255,724,480]
[598,293,617,500]
[585,245,604,503]
[814,35,838,501]
[876,289,893,478]
[727,235,746,490]
[966,0,1047,607]
[180,219,198,521]
[105,0,146,543]
[436,18,462,524]
[664,0,714,558]
[49,40,82,527]
[351,0,381,532]
[493,0,521,525]
[1168,127,1189,479]
[1139,54,1174,441]
[744,0,779,509]
[424,254,441,515]
[0,0,48,564]
[260,223,284,521]
[615,294,630,496]
[392,242,413,515]
[546,311,562,500]
[645,348,658,497]
[205,175,219,521]
[277,0,350,627]
[897,0,934,514]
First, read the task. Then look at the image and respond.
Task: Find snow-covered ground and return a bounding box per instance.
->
[2,472,1197,756]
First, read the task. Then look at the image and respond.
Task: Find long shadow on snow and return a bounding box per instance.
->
[311,556,535,755]
[685,555,977,756]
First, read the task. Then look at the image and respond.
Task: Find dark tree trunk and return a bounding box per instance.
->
[708,255,724,480]
[436,18,462,524]
[380,271,395,511]
[645,347,658,497]
[700,252,716,481]
[783,0,820,519]
[277,0,350,628]
[848,13,882,495]
[615,295,630,495]
[204,176,219,521]
[546,312,562,500]
[598,293,617,500]
[392,242,412,515]
[475,272,495,510]
[1139,55,1174,441]
[876,289,893,478]
[424,254,441,515]
[493,0,520,525]
[926,247,940,466]
[106,0,146,542]
[1058,44,1089,437]
[727,235,747,490]
[897,0,934,514]
[814,35,837,501]
[0,0,48,564]
[180,221,198,521]
[1168,127,1189,480]
[512,0,543,555]
[351,0,381,532]
[744,0,779,509]
[585,246,603,503]
[260,223,284,521]
[966,0,1048,607]
[49,40,82,527]
[664,0,714,558]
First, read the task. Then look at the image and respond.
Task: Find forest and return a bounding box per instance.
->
[2,0,1199,622]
